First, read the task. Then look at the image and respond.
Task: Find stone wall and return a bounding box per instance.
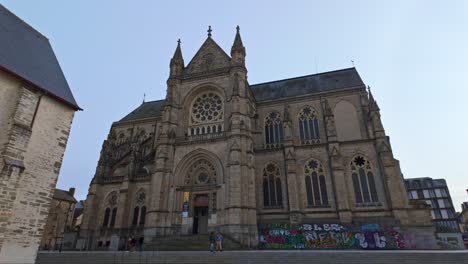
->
[0,71,75,263]
[40,198,76,250]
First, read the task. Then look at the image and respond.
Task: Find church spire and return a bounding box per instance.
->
[368,86,380,111]
[231,25,246,66]
[169,39,184,77]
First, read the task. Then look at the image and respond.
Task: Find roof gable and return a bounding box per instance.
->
[185,37,231,74]
[0,4,80,110]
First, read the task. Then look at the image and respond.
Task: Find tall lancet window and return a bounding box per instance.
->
[351,156,379,204]
[304,159,329,207]
[298,106,320,144]
[264,112,284,148]
[189,92,224,136]
[262,163,283,208]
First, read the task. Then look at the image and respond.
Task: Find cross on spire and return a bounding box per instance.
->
[207,25,212,37]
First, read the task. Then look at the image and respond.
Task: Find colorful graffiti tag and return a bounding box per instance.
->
[259,223,405,249]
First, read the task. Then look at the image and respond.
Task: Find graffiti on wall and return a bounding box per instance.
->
[259,223,405,249]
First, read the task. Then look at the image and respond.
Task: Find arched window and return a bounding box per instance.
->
[110,208,117,227]
[139,206,146,225]
[351,156,379,204]
[262,163,283,208]
[189,92,224,135]
[132,206,139,226]
[264,112,283,148]
[298,107,320,144]
[103,208,110,227]
[304,159,329,207]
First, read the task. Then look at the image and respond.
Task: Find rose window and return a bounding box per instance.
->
[189,92,224,135]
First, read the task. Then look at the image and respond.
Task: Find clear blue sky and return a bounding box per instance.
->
[2,1,467,210]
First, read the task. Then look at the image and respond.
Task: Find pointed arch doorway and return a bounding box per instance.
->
[175,149,224,235]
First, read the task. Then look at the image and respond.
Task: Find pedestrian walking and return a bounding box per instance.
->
[209,231,216,254]
[215,232,223,251]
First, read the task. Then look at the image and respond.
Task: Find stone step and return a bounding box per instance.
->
[36,250,468,264]
[143,234,247,251]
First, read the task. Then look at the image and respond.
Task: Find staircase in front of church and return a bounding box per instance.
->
[36,250,468,264]
[143,234,247,251]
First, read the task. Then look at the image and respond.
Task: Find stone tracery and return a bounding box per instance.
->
[189,92,224,135]
[184,159,217,186]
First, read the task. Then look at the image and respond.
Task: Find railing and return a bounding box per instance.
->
[176,132,226,143]
[300,138,321,145]
[263,143,284,150]
[100,176,124,183]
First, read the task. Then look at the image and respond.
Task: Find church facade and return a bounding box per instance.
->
[80,27,436,250]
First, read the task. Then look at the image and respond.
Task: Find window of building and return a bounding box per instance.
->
[435,188,447,197]
[189,92,224,135]
[433,209,442,219]
[139,206,146,225]
[103,208,110,227]
[351,156,379,204]
[423,189,430,198]
[440,188,448,197]
[304,159,328,207]
[298,107,320,144]
[110,208,117,227]
[132,206,139,226]
[262,163,283,208]
[428,189,435,198]
[447,209,455,219]
[407,191,414,199]
[264,112,284,148]
[441,209,449,219]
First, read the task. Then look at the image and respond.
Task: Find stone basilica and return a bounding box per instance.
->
[80,27,435,250]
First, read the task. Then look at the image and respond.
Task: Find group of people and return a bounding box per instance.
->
[209,231,223,253]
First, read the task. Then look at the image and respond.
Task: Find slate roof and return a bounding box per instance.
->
[0,4,80,110]
[53,188,77,203]
[118,69,365,122]
[118,100,165,122]
[250,68,365,102]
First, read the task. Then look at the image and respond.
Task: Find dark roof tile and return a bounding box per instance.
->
[0,4,79,110]
[250,68,365,102]
[118,100,165,122]
[53,188,77,203]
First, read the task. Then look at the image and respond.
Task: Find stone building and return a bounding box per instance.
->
[405,177,463,249]
[80,27,436,250]
[0,4,79,263]
[40,188,77,250]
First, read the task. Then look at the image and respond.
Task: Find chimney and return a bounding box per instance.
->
[68,187,75,197]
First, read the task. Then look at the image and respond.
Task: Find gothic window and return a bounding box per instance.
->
[264,112,283,148]
[132,206,139,226]
[262,163,283,208]
[351,156,379,204]
[110,208,117,227]
[189,92,224,135]
[139,206,146,225]
[185,159,217,186]
[304,159,329,207]
[298,107,320,144]
[103,208,110,227]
